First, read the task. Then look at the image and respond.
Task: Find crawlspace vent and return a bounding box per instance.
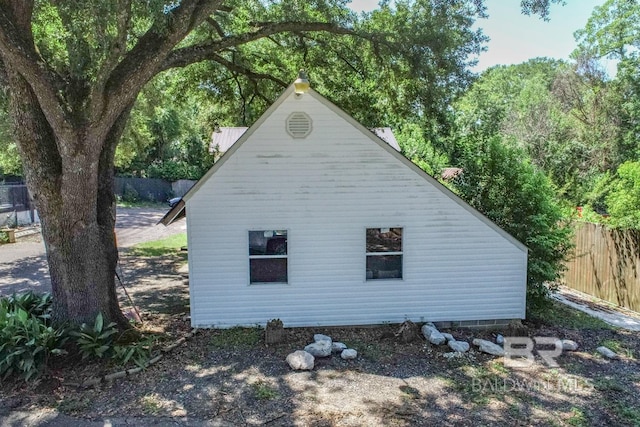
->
[286,112,312,138]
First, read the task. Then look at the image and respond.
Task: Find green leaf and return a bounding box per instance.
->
[94,312,104,333]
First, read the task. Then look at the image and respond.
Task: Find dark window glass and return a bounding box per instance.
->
[366,255,402,279]
[249,230,288,255]
[250,258,288,283]
[366,228,402,280]
[366,228,402,252]
[249,230,288,284]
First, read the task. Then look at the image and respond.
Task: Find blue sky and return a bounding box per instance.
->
[349,0,607,71]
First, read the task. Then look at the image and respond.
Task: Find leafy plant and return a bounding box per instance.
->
[0,299,67,381]
[70,313,118,359]
[1,292,52,320]
[112,336,155,368]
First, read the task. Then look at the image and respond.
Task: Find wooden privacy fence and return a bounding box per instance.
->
[563,222,640,312]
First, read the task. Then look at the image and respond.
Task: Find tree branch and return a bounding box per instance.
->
[210,52,288,87]
[99,0,222,132]
[205,17,225,38]
[0,1,72,139]
[161,21,357,71]
[96,0,133,91]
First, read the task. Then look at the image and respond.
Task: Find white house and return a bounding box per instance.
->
[167,82,528,328]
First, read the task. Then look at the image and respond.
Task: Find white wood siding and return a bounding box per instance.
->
[187,91,527,328]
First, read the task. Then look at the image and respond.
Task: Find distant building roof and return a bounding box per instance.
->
[441,167,463,180]
[210,127,249,154]
[209,126,401,154]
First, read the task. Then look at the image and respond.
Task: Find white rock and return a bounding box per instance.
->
[596,346,619,360]
[473,338,505,356]
[442,333,455,342]
[286,351,314,370]
[421,324,446,345]
[561,340,579,351]
[304,341,332,357]
[429,333,446,345]
[341,349,358,360]
[314,334,332,344]
[443,352,464,360]
[495,334,504,345]
[332,342,348,353]
[448,340,470,353]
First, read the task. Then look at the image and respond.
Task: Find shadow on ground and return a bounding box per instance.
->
[0,254,51,296]
[2,246,640,426]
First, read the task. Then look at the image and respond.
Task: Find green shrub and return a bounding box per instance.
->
[0,294,67,381]
[122,183,139,203]
[452,136,572,307]
[70,313,118,359]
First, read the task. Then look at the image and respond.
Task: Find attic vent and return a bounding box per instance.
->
[286,112,312,138]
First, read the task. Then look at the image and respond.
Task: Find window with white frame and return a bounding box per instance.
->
[366,228,403,280]
[249,230,288,283]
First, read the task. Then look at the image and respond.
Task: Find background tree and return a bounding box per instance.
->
[0,88,21,177]
[574,0,640,165]
[604,161,640,229]
[116,72,215,180]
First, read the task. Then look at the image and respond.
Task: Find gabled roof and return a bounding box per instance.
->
[209,126,400,153]
[160,84,527,253]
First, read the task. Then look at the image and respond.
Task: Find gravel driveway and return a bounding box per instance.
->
[0,207,186,296]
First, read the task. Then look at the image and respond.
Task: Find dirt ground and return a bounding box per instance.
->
[1,248,639,426]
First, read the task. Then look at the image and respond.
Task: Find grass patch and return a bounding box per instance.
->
[456,363,511,405]
[130,233,187,257]
[593,376,626,392]
[599,339,635,358]
[140,394,163,414]
[615,403,640,425]
[566,407,588,426]
[346,340,390,362]
[116,200,167,208]
[210,327,262,350]
[528,299,613,329]
[252,380,279,400]
[57,396,91,414]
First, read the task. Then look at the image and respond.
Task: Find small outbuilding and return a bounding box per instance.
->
[170,79,528,328]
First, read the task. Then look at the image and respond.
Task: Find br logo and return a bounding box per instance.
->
[503,337,563,368]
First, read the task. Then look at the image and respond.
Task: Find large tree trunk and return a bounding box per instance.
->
[5,64,130,329]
